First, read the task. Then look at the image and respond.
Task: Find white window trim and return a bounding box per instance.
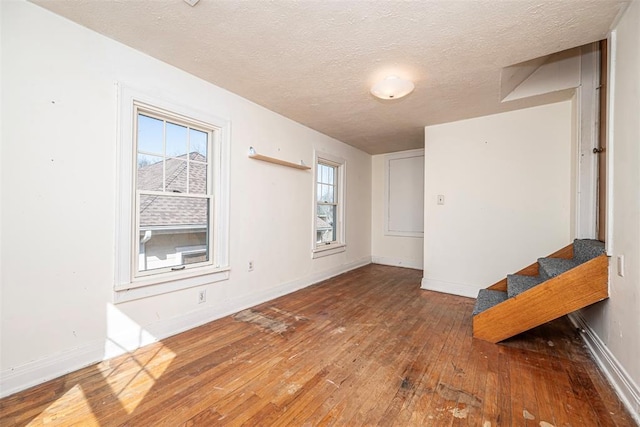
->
[115,84,230,303]
[384,149,425,238]
[312,151,346,259]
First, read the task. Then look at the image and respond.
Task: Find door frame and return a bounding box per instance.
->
[596,39,608,242]
[574,43,600,240]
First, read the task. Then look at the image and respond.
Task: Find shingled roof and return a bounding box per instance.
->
[138,153,208,228]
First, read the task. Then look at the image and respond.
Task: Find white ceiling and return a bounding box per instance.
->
[32,0,628,154]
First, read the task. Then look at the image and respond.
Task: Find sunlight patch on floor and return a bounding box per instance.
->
[28,384,100,426]
[102,303,176,414]
[101,344,176,414]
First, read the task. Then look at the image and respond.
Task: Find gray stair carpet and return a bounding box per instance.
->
[473,289,508,315]
[507,274,544,298]
[574,239,606,263]
[538,257,580,280]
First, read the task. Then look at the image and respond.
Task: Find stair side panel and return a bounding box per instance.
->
[487,243,574,291]
[473,254,608,343]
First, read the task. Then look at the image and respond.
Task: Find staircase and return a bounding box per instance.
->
[472,239,609,343]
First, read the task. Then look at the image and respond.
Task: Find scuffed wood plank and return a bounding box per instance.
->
[0,264,634,426]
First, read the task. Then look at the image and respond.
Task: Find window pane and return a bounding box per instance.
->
[138,114,164,155]
[318,163,336,186]
[318,184,334,203]
[166,122,188,158]
[316,204,336,243]
[137,154,163,191]
[139,195,209,227]
[138,195,209,272]
[190,129,208,161]
[165,159,188,193]
[189,162,207,194]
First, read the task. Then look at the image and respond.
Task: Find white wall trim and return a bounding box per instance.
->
[575,43,600,240]
[605,30,616,254]
[372,256,423,271]
[114,83,232,296]
[0,341,105,400]
[0,257,371,399]
[569,313,640,423]
[420,277,478,299]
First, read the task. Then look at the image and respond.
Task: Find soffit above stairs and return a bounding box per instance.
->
[30,0,629,154]
[501,46,583,102]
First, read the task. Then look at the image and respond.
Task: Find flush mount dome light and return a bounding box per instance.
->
[370,76,415,100]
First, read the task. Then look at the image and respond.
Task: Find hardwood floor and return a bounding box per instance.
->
[0,264,635,426]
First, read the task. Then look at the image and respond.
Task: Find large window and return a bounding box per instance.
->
[313,152,345,258]
[135,108,213,276]
[116,87,230,302]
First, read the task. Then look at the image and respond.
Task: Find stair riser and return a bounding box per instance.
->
[486,243,573,292]
[574,239,606,263]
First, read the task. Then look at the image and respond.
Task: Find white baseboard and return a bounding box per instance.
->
[420,277,478,299]
[372,256,423,270]
[0,341,105,400]
[569,312,640,424]
[0,257,371,399]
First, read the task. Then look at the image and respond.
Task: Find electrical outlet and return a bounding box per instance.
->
[198,290,206,304]
[248,260,254,272]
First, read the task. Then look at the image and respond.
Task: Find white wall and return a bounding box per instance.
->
[422,101,573,297]
[0,1,371,396]
[371,153,424,270]
[574,0,640,418]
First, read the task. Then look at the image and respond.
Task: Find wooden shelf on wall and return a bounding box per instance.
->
[248,147,310,170]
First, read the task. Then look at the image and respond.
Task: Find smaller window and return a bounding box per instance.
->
[313,152,346,258]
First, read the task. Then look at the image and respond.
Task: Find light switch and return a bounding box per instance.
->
[617,255,625,277]
[437,195,445,205]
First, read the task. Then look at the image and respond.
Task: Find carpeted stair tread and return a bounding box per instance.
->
[507,274,544,298]
[473,239,606,319]
[538,257,580,280]
[573,239,606,263]
[473,289,508,316]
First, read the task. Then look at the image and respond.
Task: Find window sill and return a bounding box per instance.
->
[312,244,346,259]
[114,267,230,303]
[384,230,424,238]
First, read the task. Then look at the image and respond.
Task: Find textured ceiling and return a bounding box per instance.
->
[32,0,628,154]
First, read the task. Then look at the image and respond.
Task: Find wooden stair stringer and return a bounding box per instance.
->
[473,254,608,343]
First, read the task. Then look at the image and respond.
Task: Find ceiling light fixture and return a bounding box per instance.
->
[370,76,415,100]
